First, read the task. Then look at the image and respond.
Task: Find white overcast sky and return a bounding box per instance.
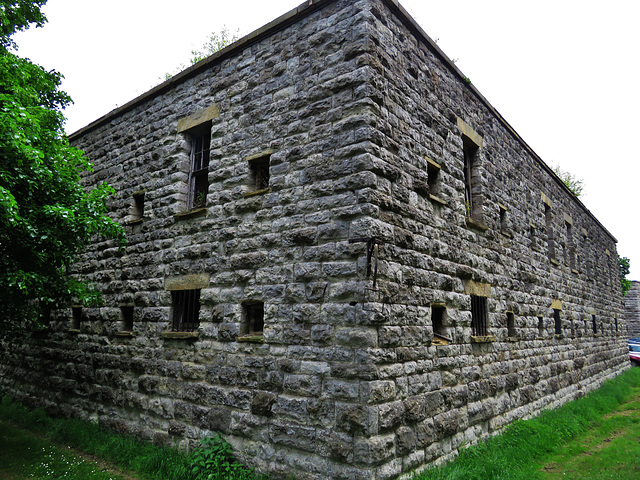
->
[13,0,640,280]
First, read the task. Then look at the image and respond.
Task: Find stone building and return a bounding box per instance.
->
[0,0,629,479]
[626,282,640,338]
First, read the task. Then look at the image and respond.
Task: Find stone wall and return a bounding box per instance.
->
[0,1,628,479]
[626,282,640,338]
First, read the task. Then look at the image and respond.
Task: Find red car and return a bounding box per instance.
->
[629,339,640,366]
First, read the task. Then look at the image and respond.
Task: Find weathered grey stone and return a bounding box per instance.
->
[0,1,628,480]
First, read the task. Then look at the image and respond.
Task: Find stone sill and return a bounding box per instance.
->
[506,336,519,342]
[554,334,564,340]
[572,269,579,275]
[174,208,207,221]
[124,218,143,226]
[465,217,489,232]
[471,335,495,343]
[428,194,446,206]
[115,331,134,338]
[550,258,560,266]
[432,333,451,346]
[500,230,513,238]
[237,334,265,343]
[68,329,80,334]
[244,188,271,198]
[161,331,199,340]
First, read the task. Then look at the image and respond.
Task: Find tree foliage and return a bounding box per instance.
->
[0,0,124,338]
[165,25,240,79]
[553,165,584,197]
[619,255,631,296]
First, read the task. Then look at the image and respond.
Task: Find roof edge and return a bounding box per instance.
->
[69,0,617,244]
[68,0,334,141]
[379,0,618,244]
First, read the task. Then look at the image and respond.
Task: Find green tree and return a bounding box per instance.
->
[165,25,240,79]
[553,164,584,197]
[0,0,124,339]
[619,255,631,296]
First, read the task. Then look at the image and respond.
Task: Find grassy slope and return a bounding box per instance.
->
[415,367,640,480]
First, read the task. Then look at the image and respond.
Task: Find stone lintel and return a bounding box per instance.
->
[551,299,562,310]
[246,150,275,162]
[456,117,483,147]
[464,280,491,297]
[425,156,441,170]
[165,274,210,291]
[177,104,220,133]
[541,192,552,208]
[563,213,574,225]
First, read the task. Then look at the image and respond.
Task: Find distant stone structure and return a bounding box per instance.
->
[0,0,629,479]
[626,282,640,338]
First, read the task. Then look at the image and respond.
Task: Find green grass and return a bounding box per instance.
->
[0,396,266,480]
[0,420,129,479]
[414,367,640,480]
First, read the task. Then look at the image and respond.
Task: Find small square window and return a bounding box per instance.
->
[72,306,82,330]
[121,306,134,332]
[172,290,200,332]
[425,156,441,197]
[431,304,450,341]
[133,192,145,220]
[470,295,488,337]
[244,302,264,334]
[249,156,270,192]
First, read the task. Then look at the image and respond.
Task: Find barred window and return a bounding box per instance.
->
[172,290,201,332]
[244,302,264,334]
[188,124,211,208]
[470,295,488,337]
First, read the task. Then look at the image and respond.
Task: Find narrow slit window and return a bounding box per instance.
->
[470,295,488,337]
[554,309,562,335]
[507,312,516,338]
[566,222,575,270]
[500,205,509,235]
[249,156,270,192]
[244,302,264,334]
[592,314,597,334]
[463,140,479,220]
[530,225,537,250]
[121,306,134,332]
[538,316,545,336]
[188,124,211,208]
[545,204,555,261]
[172,290,201,332]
